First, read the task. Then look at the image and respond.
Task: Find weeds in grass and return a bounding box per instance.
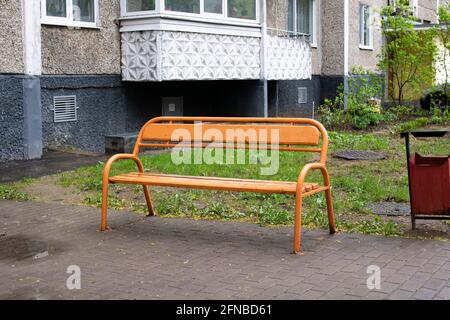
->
[0,185,30,201]
[339,215,401,236]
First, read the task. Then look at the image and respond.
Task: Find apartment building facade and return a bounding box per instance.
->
[0,0,444,160]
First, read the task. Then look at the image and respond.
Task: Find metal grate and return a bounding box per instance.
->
[298,87,307,104]
[53,95,77,123]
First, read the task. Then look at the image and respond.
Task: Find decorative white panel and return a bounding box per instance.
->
[160,32,261,80]
[121,31,261,81]
[266,36,311,80]
[121,32,160,81]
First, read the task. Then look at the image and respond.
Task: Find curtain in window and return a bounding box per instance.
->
[127,0,155,12]
[73,0,95,22]
[227,0,256,20]
[47,0,67,17]
[297,0,311,36]
[360,5,370,46]
[288,0,294,32]
[204,0,222,14]
[165,0,200,14]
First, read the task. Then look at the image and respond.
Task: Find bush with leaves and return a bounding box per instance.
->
[319,67,385,129]
[379,4,437,105]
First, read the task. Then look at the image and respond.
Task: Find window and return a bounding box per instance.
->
[288,0,315,43]
[227,0,256,20]
[41,0,98,27]
[46,0,67,17]
[122,0,258,21]
[127,0,155,12]
[165,0,200,14]
[359,4,372,48]
[204,0,223,14]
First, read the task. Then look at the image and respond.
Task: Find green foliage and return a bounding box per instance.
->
[319,67,385,129]
[379,4,437,105]
[258,204,292,226]
[83,194,125,210]
[435,3,450,95]
[394,107,450,132]
[339,216,401,236]
[0,185,30,201]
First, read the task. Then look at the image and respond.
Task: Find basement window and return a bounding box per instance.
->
[41,0,99,28]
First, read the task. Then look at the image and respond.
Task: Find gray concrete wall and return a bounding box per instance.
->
[22,77,43,159]
[418,0,438,23]
[41,75,127,153]
[267,0,289,30]
[0,0,24,74]
[348,0,385,73]
[268,77,320,117]
[321,0,345,76]
[39,77,266,153]
[41,1,121,75]
[0,75,25,161]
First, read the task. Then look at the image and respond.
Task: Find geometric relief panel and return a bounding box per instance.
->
[121,31,160,81]
[121,31,261,81]
[266,35,312,81]
[160,32,261,80]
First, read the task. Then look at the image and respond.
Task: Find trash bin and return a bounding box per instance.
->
[401,130,450,229]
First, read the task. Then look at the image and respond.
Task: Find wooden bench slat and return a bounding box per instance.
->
[109,172,319,195]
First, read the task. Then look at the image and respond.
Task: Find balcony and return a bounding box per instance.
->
[119,0,311,82]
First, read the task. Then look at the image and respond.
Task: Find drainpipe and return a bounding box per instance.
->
[261,0,269,117]
[22,0,43,159]
[343,0,350,110]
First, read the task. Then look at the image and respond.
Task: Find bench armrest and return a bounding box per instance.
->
[297,163,331,193]
[102,153,145,183]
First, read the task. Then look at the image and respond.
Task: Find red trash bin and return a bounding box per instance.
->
[409,153,450,215]
[401,130,450,229]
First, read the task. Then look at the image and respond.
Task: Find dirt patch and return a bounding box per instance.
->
[22,175,84,206]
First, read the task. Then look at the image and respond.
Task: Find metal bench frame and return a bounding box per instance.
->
[101,117,336,254]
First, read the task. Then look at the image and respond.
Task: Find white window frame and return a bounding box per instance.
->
[411,0,418,18]
[359,3,373,50]
[121,0,259,24]
[41,0,99,28]
[202,0,226,18]
[120,0,158,16]
[288,0,317,46]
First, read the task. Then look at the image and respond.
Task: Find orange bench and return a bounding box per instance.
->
[101,117,336,253]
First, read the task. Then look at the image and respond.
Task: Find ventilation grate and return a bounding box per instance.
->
[53,95,77,123]
[298,87,308,104]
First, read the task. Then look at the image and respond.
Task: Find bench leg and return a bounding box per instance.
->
[143,185,156,216]
[325,188,336,234]
[293,194,303,254]
[100,179,110,231]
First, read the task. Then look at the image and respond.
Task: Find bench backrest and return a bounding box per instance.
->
[133,117,329,163]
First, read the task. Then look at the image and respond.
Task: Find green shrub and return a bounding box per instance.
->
[319,67,385,130]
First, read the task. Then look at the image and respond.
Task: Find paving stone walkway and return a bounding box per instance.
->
[0,199,450,300]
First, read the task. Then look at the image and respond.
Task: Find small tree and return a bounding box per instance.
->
[379,4,437,105]
[435,3,450,95]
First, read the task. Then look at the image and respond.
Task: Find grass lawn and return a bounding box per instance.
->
[2,124,449,239]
